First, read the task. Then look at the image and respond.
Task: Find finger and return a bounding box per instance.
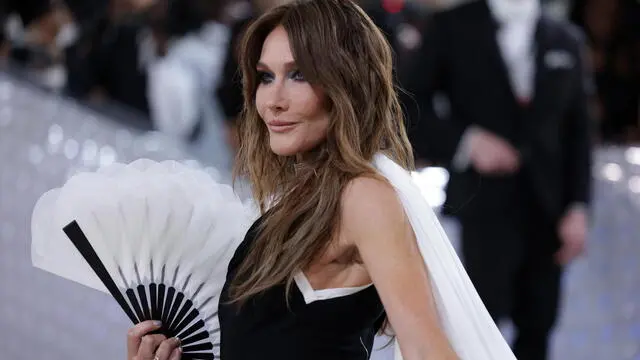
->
[554,246,570,265]
[565,247,581,264]
[496,149,519,167]
[571,241,586,259]
[169,346,183,360]
[137,334,167,360]
[155,337,181,360]
[475,160,496,175]
[482,152,502,171]
[494,158,518,174]
[508,152,520,169]
[128,321,163,359]
[506,158,520,172]
[499,141,519,155]
[556,243,582,265]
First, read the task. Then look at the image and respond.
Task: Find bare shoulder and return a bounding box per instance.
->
[341,175,402,214]
[340,175,408,245]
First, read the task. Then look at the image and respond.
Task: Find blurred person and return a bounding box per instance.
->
[63,0,159,116]
[0,0,67,65]
[403,0,594,359]
[0,1,79,90]
[569,0,639,143]
[146,0,231,140]
[360,1,433,82]
[146,0,235,172]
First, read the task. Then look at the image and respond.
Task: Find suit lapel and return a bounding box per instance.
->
[529,16,553,112]
[476,0,520,107]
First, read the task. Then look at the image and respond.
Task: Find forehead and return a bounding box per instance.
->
[259,26,295,65]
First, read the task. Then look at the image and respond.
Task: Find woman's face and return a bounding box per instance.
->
[255,26,330,157]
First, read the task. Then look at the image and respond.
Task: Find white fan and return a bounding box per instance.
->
[31,159,257,360]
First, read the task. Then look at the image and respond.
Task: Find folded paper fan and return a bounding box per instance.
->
[31,159,257,360]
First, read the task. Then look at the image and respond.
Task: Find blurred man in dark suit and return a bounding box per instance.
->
[403,1,594,359]
[569,0,639,142]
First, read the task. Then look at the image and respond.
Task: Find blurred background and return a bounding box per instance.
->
[0,0,638,359]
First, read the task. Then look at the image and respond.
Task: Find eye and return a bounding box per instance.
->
[289,70,306,82]
[257,71,274,84]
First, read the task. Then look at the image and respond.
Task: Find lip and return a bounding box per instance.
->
[267,120,298,133]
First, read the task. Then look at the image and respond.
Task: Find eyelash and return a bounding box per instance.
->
[258,70,305,84]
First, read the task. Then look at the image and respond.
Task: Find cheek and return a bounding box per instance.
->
[296,91,329,142]
[292,87,326,121]
[298,111,329,148]
[307,117,329,137]
[255,88,266,118]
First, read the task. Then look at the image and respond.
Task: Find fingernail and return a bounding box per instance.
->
[174,337,181,345]
[152,320,162,327]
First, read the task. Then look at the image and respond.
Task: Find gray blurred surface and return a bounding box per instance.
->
[0,71,638,360]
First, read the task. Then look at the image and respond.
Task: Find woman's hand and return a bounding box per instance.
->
[127,321,182,360]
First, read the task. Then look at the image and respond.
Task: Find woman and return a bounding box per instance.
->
[126,1,514,359]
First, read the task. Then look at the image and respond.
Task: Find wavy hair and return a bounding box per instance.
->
[230,0,414,305]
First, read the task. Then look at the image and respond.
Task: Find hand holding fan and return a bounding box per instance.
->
[31,159,256,359]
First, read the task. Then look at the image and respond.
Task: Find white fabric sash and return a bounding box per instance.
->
[373,153,516,359]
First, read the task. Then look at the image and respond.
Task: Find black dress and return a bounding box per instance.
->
[218,217,387,359]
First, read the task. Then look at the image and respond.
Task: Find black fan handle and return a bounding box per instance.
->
[63,221,139,324]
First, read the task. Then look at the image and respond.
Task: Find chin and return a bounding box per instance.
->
[268,132,325,157]
[270,147,300,157]
[269,139,303,157]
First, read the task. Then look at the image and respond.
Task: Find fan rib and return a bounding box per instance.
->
[169,300,194,335]
[172,305,198,336]
[137,285,152,320]
[182,339,214,352]
[126,288,146,322]
[150,283,159,319]
[167,291,185,329]
[162,287,176,325]
[177,319,205,340]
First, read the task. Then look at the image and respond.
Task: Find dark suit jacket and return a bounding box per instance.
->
[403,0,594,222]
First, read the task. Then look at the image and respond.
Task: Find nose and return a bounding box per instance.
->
[266,82,289,113]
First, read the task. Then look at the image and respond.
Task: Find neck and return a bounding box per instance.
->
[293,147,327,176]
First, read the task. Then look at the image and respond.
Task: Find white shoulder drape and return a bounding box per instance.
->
[373,153,516,360]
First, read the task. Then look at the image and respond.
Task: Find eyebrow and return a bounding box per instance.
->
[256,60,297,70]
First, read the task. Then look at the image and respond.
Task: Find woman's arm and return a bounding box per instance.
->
[341,176,458,360]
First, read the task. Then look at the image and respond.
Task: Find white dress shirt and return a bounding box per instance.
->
[487,0,540,103]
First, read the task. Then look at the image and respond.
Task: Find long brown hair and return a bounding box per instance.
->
[230,0,414,304]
